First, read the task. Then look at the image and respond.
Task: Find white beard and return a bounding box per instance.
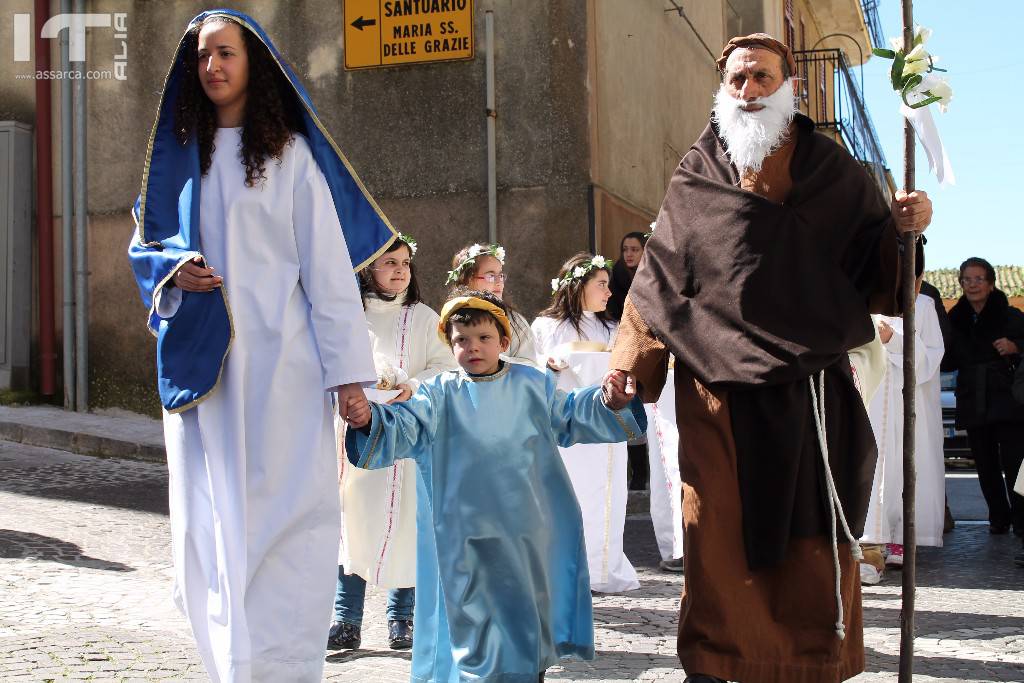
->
[712,78,798,175]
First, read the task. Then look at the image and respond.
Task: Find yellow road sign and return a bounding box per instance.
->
[344,0,475,70]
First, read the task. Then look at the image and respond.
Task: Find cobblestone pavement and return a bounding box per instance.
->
[1,440,1022,682]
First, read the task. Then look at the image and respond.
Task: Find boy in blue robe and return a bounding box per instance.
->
[344,291,645,682]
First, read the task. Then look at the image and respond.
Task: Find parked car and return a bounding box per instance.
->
[940,370,973,467]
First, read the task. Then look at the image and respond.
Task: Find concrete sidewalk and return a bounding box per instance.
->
[0,404,164,463]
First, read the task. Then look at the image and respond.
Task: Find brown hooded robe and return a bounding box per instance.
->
[611,114,920,683]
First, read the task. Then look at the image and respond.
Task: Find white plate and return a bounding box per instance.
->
[364,388,401,403]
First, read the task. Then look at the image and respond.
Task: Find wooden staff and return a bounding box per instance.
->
[899,1,918,681]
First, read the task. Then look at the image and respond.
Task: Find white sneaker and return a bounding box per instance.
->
[859,562,882,585]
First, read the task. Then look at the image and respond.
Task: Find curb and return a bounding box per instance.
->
[0,419,166,463]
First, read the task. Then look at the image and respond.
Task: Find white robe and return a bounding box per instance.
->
[504,310,539,366]
[862,293,946,547]
[338,294,456,587]
[531,313,639,592]
[645,369,685,561]
[161,128,375,683]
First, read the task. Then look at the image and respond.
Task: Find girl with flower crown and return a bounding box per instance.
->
[531,253,640,593]
[447,243,538,365]
[330,234,457,652]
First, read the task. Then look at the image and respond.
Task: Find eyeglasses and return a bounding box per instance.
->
[960,277,989,286]
[475,273,508,283]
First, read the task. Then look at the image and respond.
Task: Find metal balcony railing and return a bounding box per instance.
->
[793,48,891,195]
[860,0,885,50]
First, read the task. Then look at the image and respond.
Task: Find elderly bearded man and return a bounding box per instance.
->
[604,34,932,683]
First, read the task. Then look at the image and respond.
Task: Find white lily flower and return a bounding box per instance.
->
[494,246,506,263]
[903,58,929,76]
[591,255,606,268]
[551,278,561,292]
[906,44,929,63]
[573,266,586,279]
[468,244,483,258]
[922,74,953,112]
[889,36,904,52]
[915,25,932,44]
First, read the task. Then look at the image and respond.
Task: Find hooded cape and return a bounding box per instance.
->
[128,9,396,412]
[631,114,920,568]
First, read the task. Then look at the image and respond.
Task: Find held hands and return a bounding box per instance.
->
[173,256,224,292]
[891,190,932,234]
[337,383,371,429]
[993,337,1020,357]
[601,369,636,411]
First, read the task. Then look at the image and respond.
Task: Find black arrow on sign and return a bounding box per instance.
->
[351,16,377,31]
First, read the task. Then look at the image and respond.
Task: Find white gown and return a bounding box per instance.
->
[862,293,946,547]
[531,313,639,592]
[338,294,456,587]
[160,128,375,682]
[645,369,685,561]
[505,310,539,366]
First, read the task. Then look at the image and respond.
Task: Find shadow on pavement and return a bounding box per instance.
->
[864,646,1024,682]
[325,649,413,664]
[549,650,681,680]
[0,529,135,571]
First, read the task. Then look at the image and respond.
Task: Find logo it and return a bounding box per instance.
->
[13,12,127,80]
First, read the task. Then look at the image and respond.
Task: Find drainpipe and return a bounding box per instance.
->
[72,0,88,411]
[485,10,497,244]
[34,0,56,397]
[60,0,74,409]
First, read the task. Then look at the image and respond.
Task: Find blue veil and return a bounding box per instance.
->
[128,9,396,413]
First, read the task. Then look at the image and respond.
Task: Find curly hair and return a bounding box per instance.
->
[538,252,614,336]
[173,15,303,187]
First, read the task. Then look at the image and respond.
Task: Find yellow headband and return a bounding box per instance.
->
[437,296,513,344]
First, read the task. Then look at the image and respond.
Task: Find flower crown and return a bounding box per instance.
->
[445,243,506,285]
[550,255,611,293]
[644,220,656,239]
[398,232,418,255]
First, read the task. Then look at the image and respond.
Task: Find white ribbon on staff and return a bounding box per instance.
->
[900,83,955,186]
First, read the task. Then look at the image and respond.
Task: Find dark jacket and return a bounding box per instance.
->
[606,260,635,322]
[1014,360,1024,406]
[944,289,1024,428]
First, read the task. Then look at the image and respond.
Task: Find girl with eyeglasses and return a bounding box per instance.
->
[446,243,538,366]
[331,235,457,652]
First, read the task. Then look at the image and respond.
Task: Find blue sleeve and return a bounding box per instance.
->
[548,376,647,448]
[345,383,440,469]
[128,198,201,334]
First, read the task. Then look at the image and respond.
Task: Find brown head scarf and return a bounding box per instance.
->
[717,33,797,76]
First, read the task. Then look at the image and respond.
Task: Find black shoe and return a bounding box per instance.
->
[683,676,727,683]
[327,621,361,650]
[990,523,1011,535]
[388,619,413,650]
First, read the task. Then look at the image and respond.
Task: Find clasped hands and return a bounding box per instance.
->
[601,370,636,411]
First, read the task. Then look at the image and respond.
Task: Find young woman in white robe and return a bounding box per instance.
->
[532,253,640,593]
[863,292,947,561]
[150,15,380,683]
[446,243,538,366]
[331,236,456,650]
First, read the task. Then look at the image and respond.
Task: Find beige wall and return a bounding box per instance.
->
[587,0,727,256]
[3,0,594,415]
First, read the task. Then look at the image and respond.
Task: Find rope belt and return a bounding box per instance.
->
[808,370,864,640]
